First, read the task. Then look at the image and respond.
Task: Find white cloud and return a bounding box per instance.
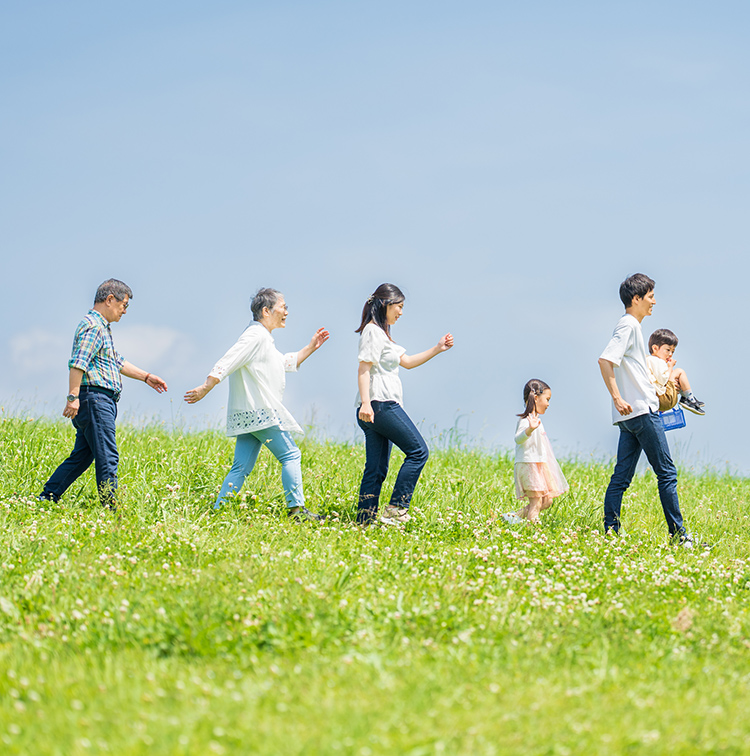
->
[10,328,68,374]
[113,325,196,376]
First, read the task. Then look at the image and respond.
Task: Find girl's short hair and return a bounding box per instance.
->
[251,288,282,321]
[648,328,679,352]
[355,283,405,339]
[518,379,551,419]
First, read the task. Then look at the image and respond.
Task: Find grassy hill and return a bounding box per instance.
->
[1,416,749,755]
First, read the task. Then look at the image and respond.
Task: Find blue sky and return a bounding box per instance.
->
[2,1,749,473]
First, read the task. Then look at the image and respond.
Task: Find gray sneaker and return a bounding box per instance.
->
[288,506,325,522]
[679,396,705,415]
[379,505,411,526]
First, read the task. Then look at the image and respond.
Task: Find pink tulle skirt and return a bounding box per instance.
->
[514,435,569,500]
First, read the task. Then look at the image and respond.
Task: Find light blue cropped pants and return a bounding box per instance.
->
[215,426,304,509]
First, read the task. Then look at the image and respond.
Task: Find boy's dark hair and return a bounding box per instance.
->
[648,328,679,353]
[619,273,655,308]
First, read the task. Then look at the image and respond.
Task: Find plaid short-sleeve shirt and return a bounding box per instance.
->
[68,310,125,394]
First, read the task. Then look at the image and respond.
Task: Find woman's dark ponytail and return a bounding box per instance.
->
[355,283,405,339]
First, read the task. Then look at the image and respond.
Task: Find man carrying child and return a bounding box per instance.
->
[598,273,693,546]
[647,328,705,416]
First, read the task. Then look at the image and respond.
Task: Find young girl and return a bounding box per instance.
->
[502,379,568,524]
[355,283,453,526]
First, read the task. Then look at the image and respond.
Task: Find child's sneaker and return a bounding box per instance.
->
[379,505,411,526]
[679,396,705,415]
[501,512,525,525]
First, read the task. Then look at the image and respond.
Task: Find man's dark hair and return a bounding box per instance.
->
[619,273,655,308]
[648,328,679,353]
[94,279,133,304]
[251,288,282,321]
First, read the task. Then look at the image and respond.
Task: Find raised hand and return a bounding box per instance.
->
[308,327,330,352]
[438,333,454,351]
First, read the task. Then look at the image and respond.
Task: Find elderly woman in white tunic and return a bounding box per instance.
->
[184,288,328,520]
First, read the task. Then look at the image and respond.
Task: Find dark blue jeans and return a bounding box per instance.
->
[603,410,686,537]
[356,400,429,524]
[41,388,119,509]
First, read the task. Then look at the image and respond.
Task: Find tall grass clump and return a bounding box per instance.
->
[1,414,750,755]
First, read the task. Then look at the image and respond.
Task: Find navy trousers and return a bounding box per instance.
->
[356,400,429,524]
[41,387,119,509]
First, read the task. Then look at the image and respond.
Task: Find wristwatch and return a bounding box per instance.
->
[66,394,79,403]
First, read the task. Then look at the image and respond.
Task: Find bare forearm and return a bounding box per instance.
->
[184,375,220,404]
[68,367,84,395]
[121,361,168,393]
[357,363,374,422]
[297,345,313,367]
[358,366,372,405]
[297,328,330,367]
[599,358,632,416]
[598,359,619,400]
[401,346,440,370]
[120,360,148,381]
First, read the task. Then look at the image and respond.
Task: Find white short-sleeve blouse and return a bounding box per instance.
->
[356,323,407,406]
[209,322,302,436]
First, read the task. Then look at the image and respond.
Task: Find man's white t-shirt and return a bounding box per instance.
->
[600,314,658,424]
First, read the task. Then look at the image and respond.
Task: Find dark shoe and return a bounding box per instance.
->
[288,506,325,522]
[679,396,705,415]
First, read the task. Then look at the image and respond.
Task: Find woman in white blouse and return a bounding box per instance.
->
[355,283,453,525]
[184,288,329,519]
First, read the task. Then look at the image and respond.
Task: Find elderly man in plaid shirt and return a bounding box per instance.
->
[40,279,168,509]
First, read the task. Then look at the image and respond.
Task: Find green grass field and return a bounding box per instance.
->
[1,415,749,755]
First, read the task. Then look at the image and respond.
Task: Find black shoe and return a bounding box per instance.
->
[679,396,705,415]
[288,506,325,522]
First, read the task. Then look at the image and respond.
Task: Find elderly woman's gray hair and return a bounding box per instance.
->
[251,288,282,321]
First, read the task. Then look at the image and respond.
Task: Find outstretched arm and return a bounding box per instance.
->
[297,328,330,367]
[598,357,632,416]
[400,333,453,370]
[184,375,220,404]
[120,361,168,393]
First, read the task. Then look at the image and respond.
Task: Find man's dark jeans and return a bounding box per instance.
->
[356,400,429,524]
[603,410,686,537]
[41,388,119,508]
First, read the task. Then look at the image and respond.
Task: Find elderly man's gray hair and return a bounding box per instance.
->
[251,288,282,321]
[94,279,134,304]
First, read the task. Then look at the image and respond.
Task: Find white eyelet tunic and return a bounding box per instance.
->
[209,322,302,436]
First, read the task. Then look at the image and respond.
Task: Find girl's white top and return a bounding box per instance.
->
[209,322,302,436]
[514,417,550,463]
[356,322,407,406]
